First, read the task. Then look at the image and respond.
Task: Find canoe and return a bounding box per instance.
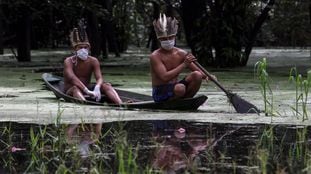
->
[42,73,207,110]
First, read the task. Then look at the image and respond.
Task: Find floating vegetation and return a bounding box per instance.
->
[0,94,17,98]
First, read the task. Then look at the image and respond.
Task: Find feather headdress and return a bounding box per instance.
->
[153,13,178,39]
[70,19,90,48]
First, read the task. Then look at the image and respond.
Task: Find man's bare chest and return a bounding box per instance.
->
[161,56,183,70]
[73,64,92,78]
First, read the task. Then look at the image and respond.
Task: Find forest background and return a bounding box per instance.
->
[0,0,310,67]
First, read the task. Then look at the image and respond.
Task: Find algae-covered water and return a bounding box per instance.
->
[0,47,310,123]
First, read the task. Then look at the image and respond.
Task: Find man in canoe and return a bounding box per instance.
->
[150,14,215,102]
[64,24,122,104]
[64,21,122,141]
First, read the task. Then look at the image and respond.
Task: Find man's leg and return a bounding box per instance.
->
[65,86,85,142]
[94,123,102,140]
[101,83,122,104]
[183,71,203,98]
[173,83,186,98]
[66,86,86,100]
[66,124,79,144]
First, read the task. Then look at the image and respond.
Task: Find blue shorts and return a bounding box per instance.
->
[152,78,189,102]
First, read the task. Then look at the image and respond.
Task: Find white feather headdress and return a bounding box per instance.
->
[153,13,178,39]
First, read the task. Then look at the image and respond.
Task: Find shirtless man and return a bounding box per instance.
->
[64,25,122,142]
[64,27,121,104]
[150,14,212,102]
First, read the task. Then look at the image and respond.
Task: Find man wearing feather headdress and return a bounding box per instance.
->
[150,14,213,102]
[63,20,122,141]
[64,21,121,104]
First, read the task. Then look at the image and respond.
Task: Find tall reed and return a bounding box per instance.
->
[255,58,275,116]
[1,123,15,172]
[289,69,311,120]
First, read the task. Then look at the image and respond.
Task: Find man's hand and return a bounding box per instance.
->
[206,74,217,82]
[184,53,197,67]
[93,85,101,102]
[83,87,96,97]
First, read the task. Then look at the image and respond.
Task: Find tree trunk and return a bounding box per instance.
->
[100,0,120,58]
[87,11,101,58]
[242,0,275,66]
[180,0,212,65]
[146,1,159,52]
[0,3,3,55]
[48,4,55,48]
[180,0,206,56]
[101,20,121,58]
[16,9,31,62]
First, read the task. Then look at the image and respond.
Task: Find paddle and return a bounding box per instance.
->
[193,61,260,113]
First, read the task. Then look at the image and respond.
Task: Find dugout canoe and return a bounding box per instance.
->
[42,73,207,110]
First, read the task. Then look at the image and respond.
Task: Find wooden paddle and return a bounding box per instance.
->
[193,61,260,113]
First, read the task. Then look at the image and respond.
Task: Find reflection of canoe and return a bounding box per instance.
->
[42,73,207,111]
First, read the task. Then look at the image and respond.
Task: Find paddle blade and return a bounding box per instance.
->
[229,94,260,114]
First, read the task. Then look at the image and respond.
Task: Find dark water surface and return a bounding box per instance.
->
[0,121,310,173]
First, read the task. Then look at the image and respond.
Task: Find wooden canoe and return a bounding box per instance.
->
[42,73,207,111]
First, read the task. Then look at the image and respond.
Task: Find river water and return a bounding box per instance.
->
[1,121,310,173]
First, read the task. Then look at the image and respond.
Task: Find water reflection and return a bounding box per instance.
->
[151,121,213,173]
[66,123,102,158]
[0,121,310,173]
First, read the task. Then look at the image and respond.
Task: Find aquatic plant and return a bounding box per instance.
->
[258,125,274,153]
[55,164,72,174]
[114,123,139,174]
[289,69,311,120]
[24,127,41,172]
[290,127,308,164]
[257,149,269,174]
[254,125,276,173]
[289,67,302,118]
[1,123,15,173]
[255,58,276,116]
[301,70,311,120]
[297,127,306,160]
[302,153,311,173]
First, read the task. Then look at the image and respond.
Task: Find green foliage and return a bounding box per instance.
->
[0,123,15,173]
[255,58,276,116]
[267,1,311,46]
[289,68,311,121]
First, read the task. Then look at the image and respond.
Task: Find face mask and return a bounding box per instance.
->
[160,39,175,50]
[76,48,89,61]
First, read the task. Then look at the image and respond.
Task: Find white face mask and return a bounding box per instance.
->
[76,48,89,61]
[160,39,175,50]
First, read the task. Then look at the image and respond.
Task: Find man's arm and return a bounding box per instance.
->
[91,58,104,101]
[183,53,208,79]
[92,58,104,86]
[150,53,186,82]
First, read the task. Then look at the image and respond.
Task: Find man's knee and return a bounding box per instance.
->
[190,71,203,81]
[66,85,80,95]
[101,83,112,91]
[174,84,186,97]
[72,85,80,91]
